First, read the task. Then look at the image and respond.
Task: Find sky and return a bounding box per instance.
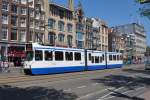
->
[53,0,150,46]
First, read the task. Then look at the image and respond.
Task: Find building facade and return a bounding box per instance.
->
[0,0,45,65]
[44,0,76,48]
[113,23,146,62]
[108,28,125,53]
[75,1,85,49]
[92,18,108,51]
[84,17,93,49]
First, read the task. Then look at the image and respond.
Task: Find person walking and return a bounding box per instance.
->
[4,60,9,73]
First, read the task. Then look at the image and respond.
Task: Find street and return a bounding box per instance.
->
[0,64,150,100]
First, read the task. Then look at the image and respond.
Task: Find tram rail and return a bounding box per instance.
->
[0,68,120,85]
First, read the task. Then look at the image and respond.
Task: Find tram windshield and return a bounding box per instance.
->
[26,51,33,61]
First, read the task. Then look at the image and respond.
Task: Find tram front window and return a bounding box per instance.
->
[26,51,33,61]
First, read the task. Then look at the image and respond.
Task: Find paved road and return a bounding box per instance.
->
[0,64,150,100]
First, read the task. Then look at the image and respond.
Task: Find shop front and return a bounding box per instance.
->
[0,43,8,61]
[8,45,25,66]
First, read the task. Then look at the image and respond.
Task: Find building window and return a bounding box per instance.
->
[2,14,8,24]
[20,30,26,42]
[48,32,55,45]
[29,9,34,17]
[1,27,8,40]
[20,17,26,27]
[30,20,34,28]
[11,16,18,26]
[77,32,84,41]
[11,29,17,40]
[58,21,64,31]
[35,21,39,29]
[2,2,9,11]
[11,4,17,13]
[76,32,84,48]
[35,33,43,43]
[76,24,84,32]
[67,24,73,33]
[35,11,40,19]
[58,34,65,42]
[21,0,27,4]
[77,41,84,49]
[48,19,55,29]
[20,7,26,15]
[29,31,33,41]
[13,0,20,3]
[67,35,73,47]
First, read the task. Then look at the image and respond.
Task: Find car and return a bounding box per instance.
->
[145,57,150,70]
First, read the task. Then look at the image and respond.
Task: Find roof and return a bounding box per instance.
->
[49,2,73,12]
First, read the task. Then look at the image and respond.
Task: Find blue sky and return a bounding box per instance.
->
[53,0,150,46]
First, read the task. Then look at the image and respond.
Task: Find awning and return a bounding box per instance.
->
[8,52,26,58]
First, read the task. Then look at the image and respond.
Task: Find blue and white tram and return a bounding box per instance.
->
[86,50,106,70]
[24,43,123,75]
[106,52,123,69]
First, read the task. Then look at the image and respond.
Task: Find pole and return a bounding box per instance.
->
[105,47,107,69]
[27,1,30,43]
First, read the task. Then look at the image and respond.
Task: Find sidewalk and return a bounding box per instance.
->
[139,89,150,100]
[0,66,24,75]
[123,64,145,69]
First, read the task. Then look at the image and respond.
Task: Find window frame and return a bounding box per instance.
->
[74,52,81,61]
[55,51,64,61]
[45,51,53,61]
[65,52,73,61]
[35,50,43,61]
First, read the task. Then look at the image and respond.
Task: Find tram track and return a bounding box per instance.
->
[0,68,121,86]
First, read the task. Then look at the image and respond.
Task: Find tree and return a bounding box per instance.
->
[136,0,150,20]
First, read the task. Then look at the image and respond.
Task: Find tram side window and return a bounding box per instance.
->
[102,54,105,61]
[55,51,64,61]
[35,50,43,61]
[113,55,116,61]
[109,55,112,61]
[45,51,53,61]
[89,53,91,61]
[92,56,94,63]
[75,52,81,61]
[65,52,73,61]
[100,56,103,63]
[120,55,123,60]
[95,56,99,63]
[117,55,119,61]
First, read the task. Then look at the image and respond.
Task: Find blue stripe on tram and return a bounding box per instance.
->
[31,64,123,75]
[87,65,106,71]
[107,64,123,69]
[31,66,85,75]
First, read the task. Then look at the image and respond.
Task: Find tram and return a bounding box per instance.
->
[24,43,123,75]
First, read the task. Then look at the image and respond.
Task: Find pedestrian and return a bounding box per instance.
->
[4,60,9,73]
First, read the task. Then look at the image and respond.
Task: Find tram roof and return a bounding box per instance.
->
[32,43,84,51]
